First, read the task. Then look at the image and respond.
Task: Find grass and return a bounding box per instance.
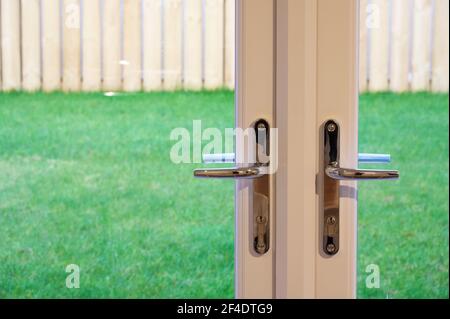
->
[357,92,449,299]
[0,91,235,298]
[0,91,448,299]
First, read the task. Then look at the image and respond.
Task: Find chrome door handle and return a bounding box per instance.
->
[193,120,271,255]
[193,119,270,180]
[325,165,399,181]
[321,120,400,256]
[324,120,400,182]
[194,166,266,179]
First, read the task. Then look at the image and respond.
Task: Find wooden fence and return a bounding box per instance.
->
[0,0,448,93]
[360,0,449,92]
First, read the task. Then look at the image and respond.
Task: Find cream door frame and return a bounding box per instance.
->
[275,0,359,299]
[235,0,358,299]
[235,0,276,299]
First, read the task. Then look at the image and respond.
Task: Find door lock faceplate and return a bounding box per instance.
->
[321,120,399,256]
[194,120,271,255]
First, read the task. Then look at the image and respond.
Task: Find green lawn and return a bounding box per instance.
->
[0,91,448,299]
[358,93,449,298]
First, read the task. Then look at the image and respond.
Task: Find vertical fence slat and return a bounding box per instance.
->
[103,0,121,91]
[163,0,182,90]
[0,5,2,91]
[1,0,21,91]
[82,0,101,91]
[42,0,61,91]
[63,0,81,91]
[359,0,368,92]
[369,0,389,91]
[391,0,410,92]
[21,0,41,91]
[412,0,432,90]
[224,0,234,90]
[0,5,2,90]
[432,0,449,92]
[123,0,141,91]
[204,0,224,89]
[143,0,162,91]
[183,0,202,90]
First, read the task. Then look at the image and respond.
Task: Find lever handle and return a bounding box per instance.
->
[325,165,399,181]
[194,166,265,179]
[324,120,400,182]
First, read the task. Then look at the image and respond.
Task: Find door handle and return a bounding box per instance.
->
[321,120,400,256]
[194,166,266,179]
[193,119,270,180]
[193,120,271,255]
[324,120,400,182]
[325,165,399,181]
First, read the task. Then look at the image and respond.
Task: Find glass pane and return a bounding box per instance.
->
[0,0,235,298]
[357,0,449,299]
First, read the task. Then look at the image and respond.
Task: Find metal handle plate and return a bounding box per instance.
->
[322,120,400,256]
[193,120,271,255]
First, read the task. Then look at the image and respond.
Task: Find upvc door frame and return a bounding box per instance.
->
[235,0,276,299]
[235,0,359,299]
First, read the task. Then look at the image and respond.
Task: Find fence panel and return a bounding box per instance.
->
[123,0,142,91]
[1,0,21,91]
[432,0,449,92]
[412,0,432,91]
[0,7,1,90]
[21,0,41,91]
[224,0,235,90]
[183,0,202,90]
[359,0,368,92]
[163,0,182,90]
[0,0,448,93]
[63,0,81,91]
[82,0,101,91]
[204,0,224,89]
[391,0,410,92]
[143,0,162,91]
[42,0,61,91]
[103,0,121,91]
[369,0,389,91]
